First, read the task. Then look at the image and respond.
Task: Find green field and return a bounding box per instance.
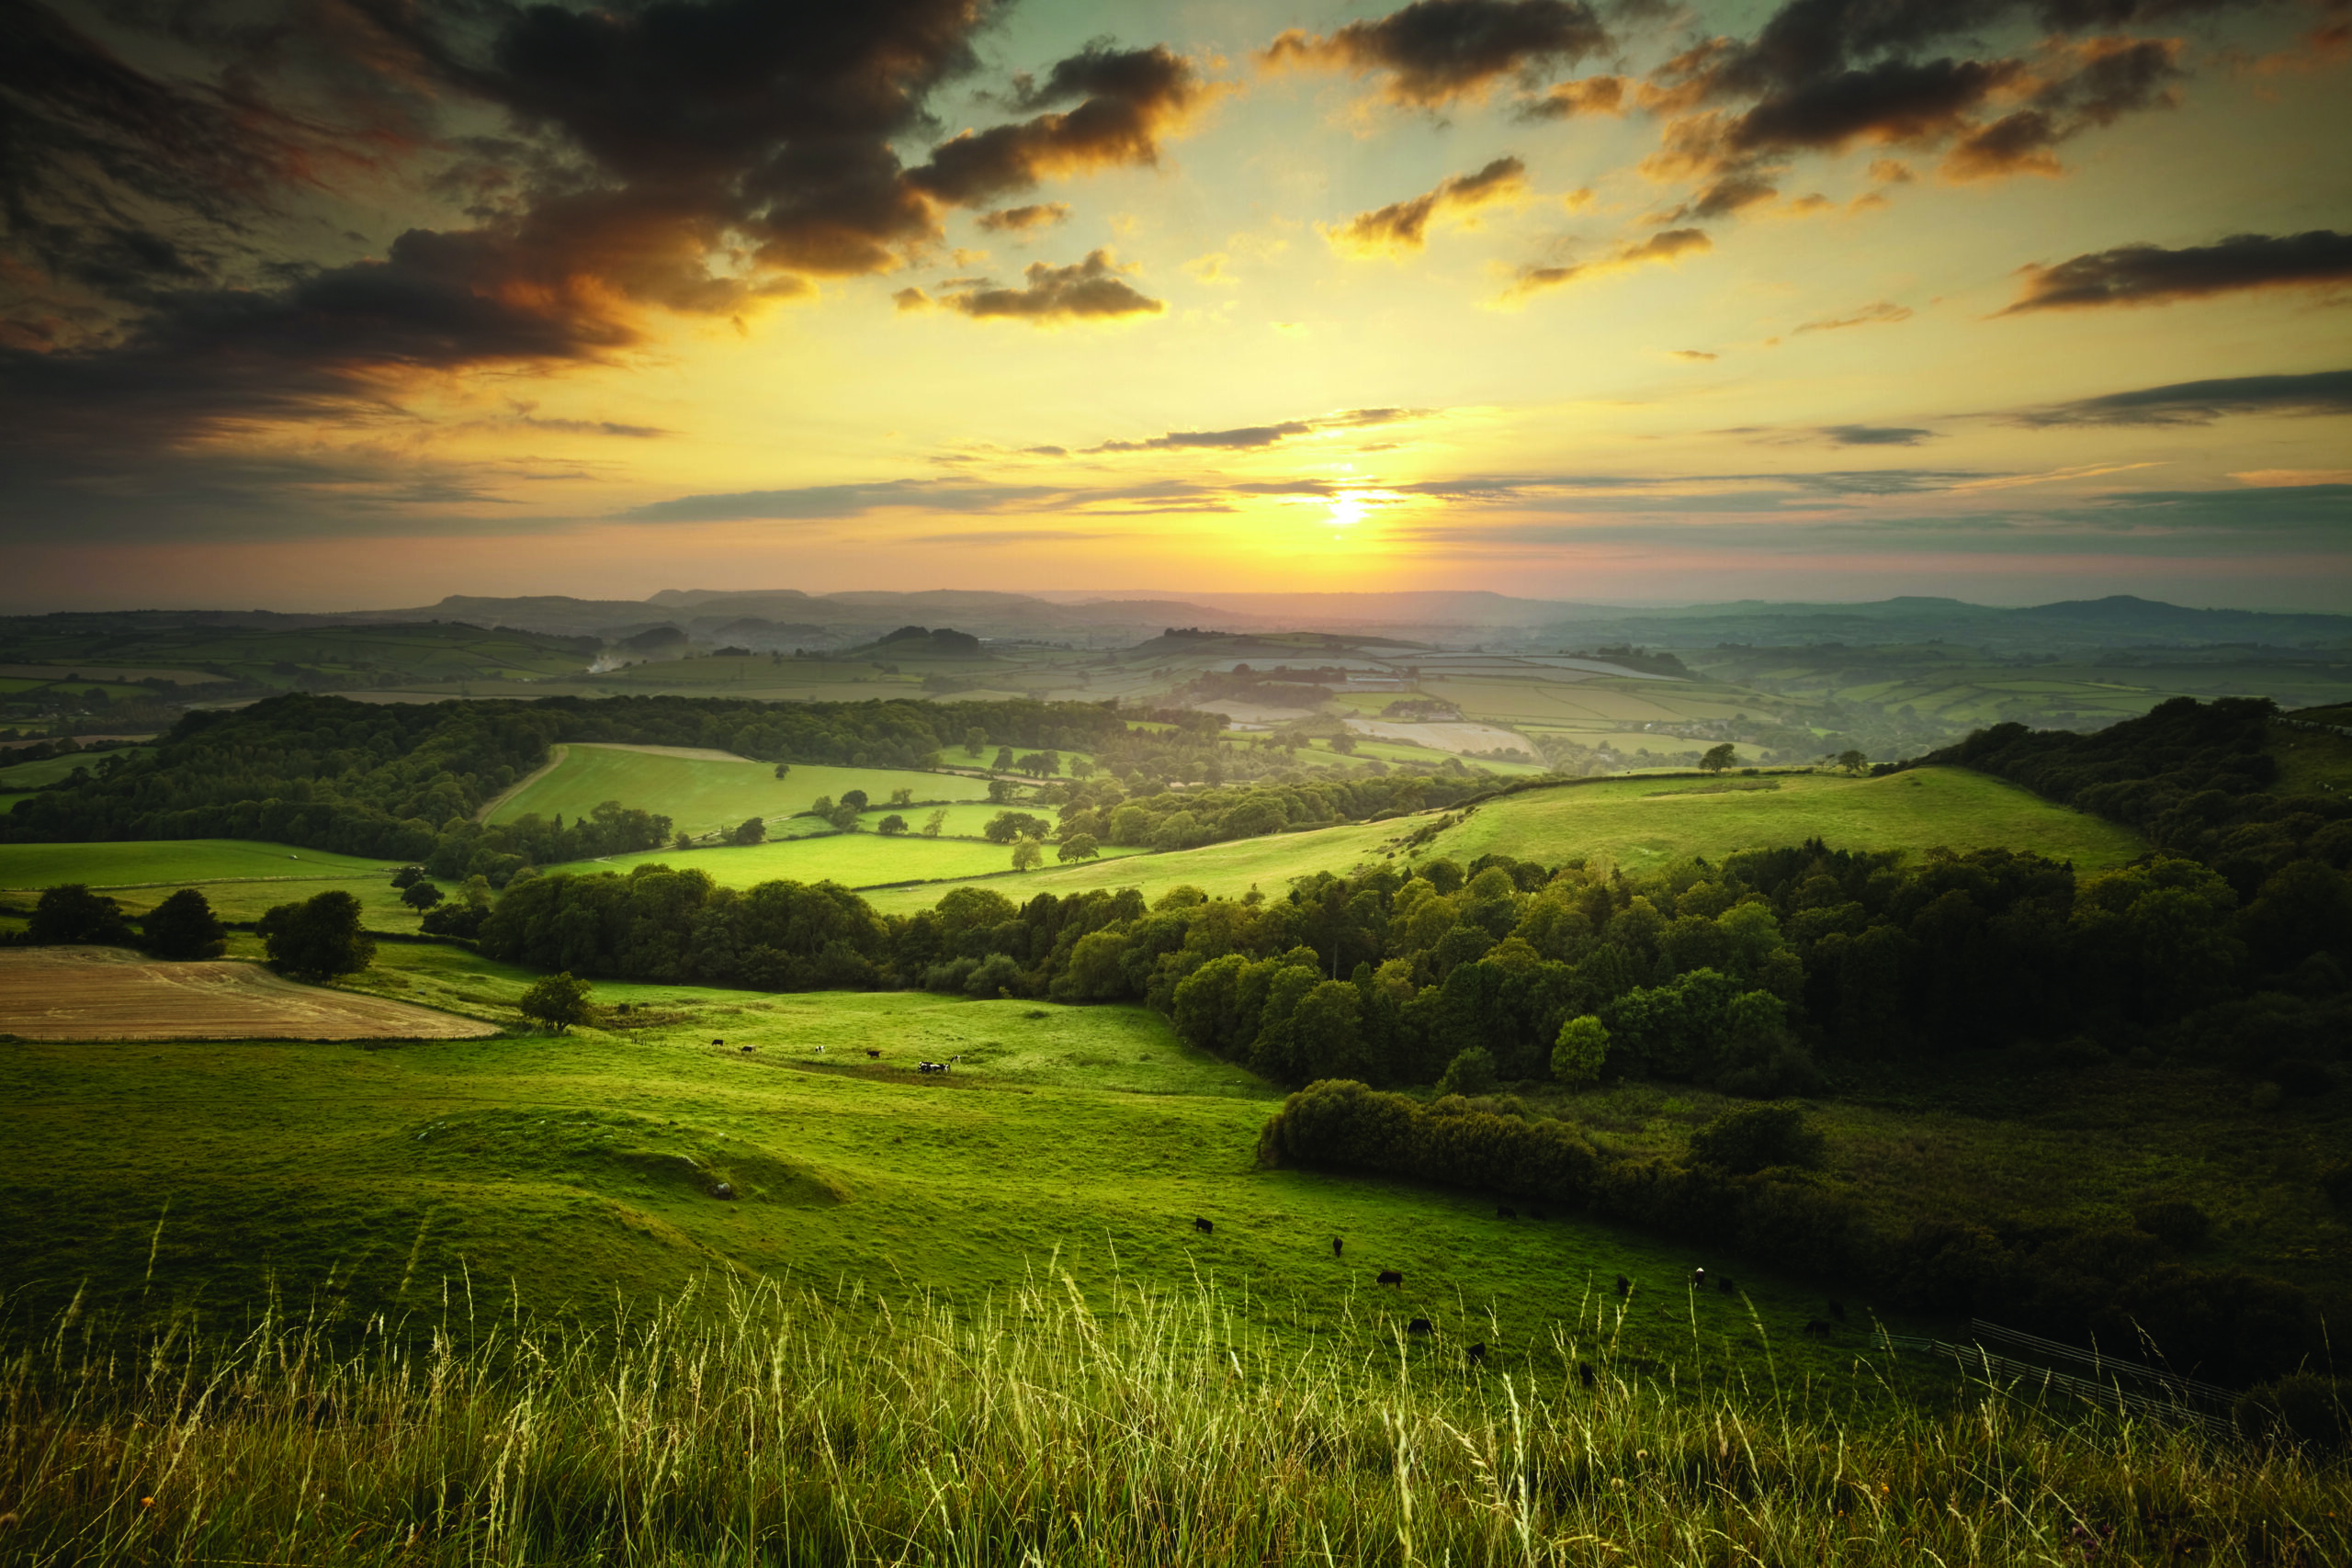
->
[0,838,438,930]
[2,939,1929,1382]
[862,766,2143,913]
[1424,766,2146,875]
[553,829,1148,889]
[0,747,152,789]
[487,743,1000,837]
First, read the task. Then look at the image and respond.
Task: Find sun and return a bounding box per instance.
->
[1326,492,1369,528]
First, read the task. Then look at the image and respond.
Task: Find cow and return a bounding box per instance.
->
[1828,1299,1848,1323]
[917,1061,948,1074]
[1803,1319,1833,1339]
[1497,1206,1517,1220]
[1690,1268,1706,1289]
[865,1049,882,1059]
[712,1038,724,1046]
[1376,1269,1404,1288]
[1718,1276,1736,1296]
[1464,1343,1487,1367]
[1331,1237,1343,1258]
[1406,1317,1432,1336]
[1577,1362,1596,1389]
[1193,1217,1214,1235]
[740,1043,755,1054]
[1614,1274,1632,1298]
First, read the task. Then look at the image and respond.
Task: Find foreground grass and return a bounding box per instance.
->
[5,1276,2342,1567]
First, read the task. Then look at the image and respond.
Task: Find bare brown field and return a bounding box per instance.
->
[0,947,501,1040]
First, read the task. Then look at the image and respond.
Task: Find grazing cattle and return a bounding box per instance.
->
[1614,1274,1631,1298]
[1331,1237,1343,1258]
[740,1044,755,1054]
[1718,1276,1736,1296]
[916,1061,948,1074]
[1376,1269,1404,1288]
[1577,1362,1596,1389]
[1828,1299,1848,1323]
[1464,1343,1487,1366]
[865,1049,882,1059]
[1690,1268,1706,1289]
[1803,1319,1832,1339]
[1406,1317,1433,1336]
[712,1038,724,1046]
[1497,1206,1517,1220]
[1193,1217,1214,1235]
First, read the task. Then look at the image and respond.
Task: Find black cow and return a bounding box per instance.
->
[1376,1269,1404,1287]
[1614,1273,1631,1298]
[712,1038,724,1046]
[1718,1276,1736,1296]
[1828,1299,1848,1323]
[1406,1317,1433,1335]
[1577,1362,1596,1389]
[1497,1206,1517,1220]
[1803,1319,1833,1339]
[1464,1343,1487,1366]
[1193,1217,1214,1235]
[1331,1237,1343,1258]
[740,1043,755,1054]
[865,1049,882,1059]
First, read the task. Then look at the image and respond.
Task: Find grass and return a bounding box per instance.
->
[3,942,1923,1377]
[0,747,152,789]
[486,744,999,838]
[5,1274,2342,1568]
[0,838,443,931]
[1427,766,2145,876]
[549,829,1147,889]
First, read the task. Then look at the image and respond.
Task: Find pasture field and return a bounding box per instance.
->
[1426,766,2144,875]
[485,743,1000,836]
[1,945,1929,1386]
[550,829,1148,889]
[0,746,153,788]
[0,945,499,1040]
[0,838,435,931]
[854,800,1035,836]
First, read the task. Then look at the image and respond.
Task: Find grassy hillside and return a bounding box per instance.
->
[0,747,152,789]
[554,829,1148,889]
[2,942,1923,1389]
[486,743,998,837]
[863,766,2144,914]
[0,838,426,929]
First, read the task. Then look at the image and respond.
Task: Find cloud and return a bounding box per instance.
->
[1796,299,1913,332]
[1083,407,1425,453]
[1510,226,1710,296]
[1671,349,1719,361]
[977,202,1072,234]
[940,250,1165,322]
[1520,73,1629,118]
[1821,423,1939,446]
[909,45,1210,208]
[2002,231,2352,311]
[1327,157,1530,255]
[2066,483,2352,531]
[2011,369,2352,426]
[1262,0,1612,107]
[620,479,1072,524]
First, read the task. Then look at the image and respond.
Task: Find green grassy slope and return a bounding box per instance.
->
[487,744,997,838]
[0,839,434,930]
[552,830,1148,889]
[0,747,153,789]
[0,942,1925,1382]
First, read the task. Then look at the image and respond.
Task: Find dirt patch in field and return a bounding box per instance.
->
[0,947,502,1040]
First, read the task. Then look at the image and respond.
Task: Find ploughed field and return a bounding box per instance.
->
[0,946,498,1040]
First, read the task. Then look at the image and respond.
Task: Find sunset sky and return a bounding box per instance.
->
[3,0,2348,611]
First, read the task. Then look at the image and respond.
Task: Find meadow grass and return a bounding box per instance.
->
[488,745,999,838]
[0,747,153,789]
[0,838,398,891]
[548,830,1148,890]
[2,1273,2341,1567]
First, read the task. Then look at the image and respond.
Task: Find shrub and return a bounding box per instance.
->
[2132,1198,2211,1250]
[28,884,136,946]
[1687,1103,1825,1175]
[141,888,227,960]
[257,891,375,980]
[1551,1014,1609,1087]
[518,972,593,1033]
[1435,1045,1498,1097]
[2235,1374,2349,1451]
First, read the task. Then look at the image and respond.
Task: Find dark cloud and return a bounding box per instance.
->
[2011,368,2352,425]
[977,202,1072,233]
[1329,157,1528,254]
[940,250,1164,322]
[908,45,1206,208]
[621,479,1069,523]
[2002,231,2352,311]
[1083,408,1426,453]
[1263,0,1612,107]
[2069,483,2352,530]
[1511,226,1710,295]
[1520,73,1629,118]
[1821,423,1939,445]
[1796,299,1913,332]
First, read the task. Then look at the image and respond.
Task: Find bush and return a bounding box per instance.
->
[1435,1045,1498,1097]
[517,972,593,1033]
[28,884,137,946]
[141,888,227,960]
[1687,1103,1825,1175]
[1551,1015,1609,1087]
[2132,1198,2211,1250]
[2235,1373,2349,1451]
[257,891,375,980]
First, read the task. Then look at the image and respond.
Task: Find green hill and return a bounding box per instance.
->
[486,743,999,839]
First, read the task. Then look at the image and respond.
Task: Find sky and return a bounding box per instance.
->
[2,0,2348,613]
